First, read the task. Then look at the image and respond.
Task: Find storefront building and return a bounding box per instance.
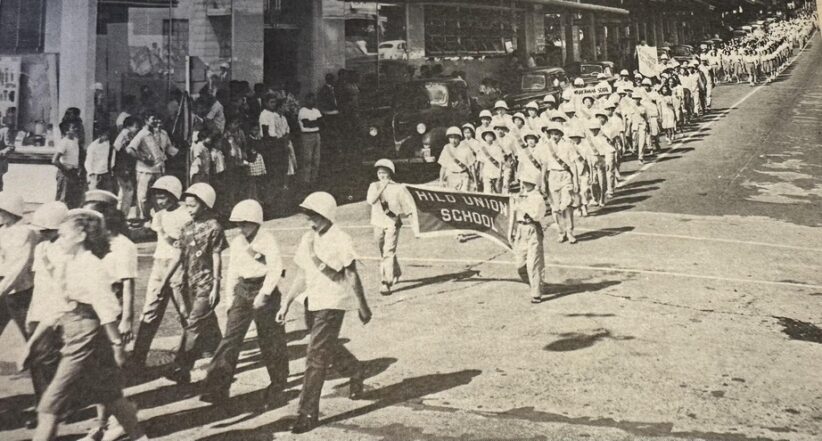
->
[0,0,769,142]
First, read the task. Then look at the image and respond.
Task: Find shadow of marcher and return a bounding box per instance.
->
[390,269,481,295]
[574,226,635,243]
[0,393,35,431]
[194,370,482,440]
[535,280,622,303]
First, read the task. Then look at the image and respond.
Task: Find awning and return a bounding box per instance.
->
[99,0,179,7]
[382,1,629,15]
[517,0,629,15]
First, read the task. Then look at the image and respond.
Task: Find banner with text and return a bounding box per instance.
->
[572,83,612,97]
[636,45,660,77]
[405,185,514,250]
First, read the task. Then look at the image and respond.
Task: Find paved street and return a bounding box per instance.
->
[2,35,822,441]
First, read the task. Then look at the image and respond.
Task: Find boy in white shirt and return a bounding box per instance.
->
[201,199,288,408]
[52,122,82,208]
[131,176,192,368]
[298,93,323,188]
[366,159,412,296]
[85,133,115,192]
[277,192,372,434]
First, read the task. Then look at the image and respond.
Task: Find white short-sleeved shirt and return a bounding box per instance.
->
[59,250,122,325]
[151,207,192,259]
[85,139,114,175]
[0,224,38,293]
[294,226,358,312]
[105,234,138,282]
[515,189,547,222]
[259,109,288,138]
[367,181,413,229]
[27,241,70,324]
[475,141,506,177]
[298,107,322,133]
[226,230,284,298]
[437,144,476,174]
[55,138,80,168]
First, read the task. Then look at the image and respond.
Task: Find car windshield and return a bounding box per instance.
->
[378,43,394,49]
[394,83,450,110]
[521,73,546,91]
[672,46,693,57]
[580,65,603,75]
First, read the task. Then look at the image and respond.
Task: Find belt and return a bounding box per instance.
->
[238,276,265,284]
[517,220,538,225]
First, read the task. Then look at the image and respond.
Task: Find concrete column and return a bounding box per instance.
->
[304,0,346,94]
[406,3,426,60]
[231,0,264,84]
[600,24,608,61]
[669,18,679,44]
[650,17,657,46]
[522,5,544,62]
[642,20,649,44]
[559,14,567,64]
[565,12,580,63]
[587,12,598,61]
[59,0,97,140]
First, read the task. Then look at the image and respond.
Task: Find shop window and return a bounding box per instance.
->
[424,3,520,56]
[343,2,409,88]
[0,0,45,53]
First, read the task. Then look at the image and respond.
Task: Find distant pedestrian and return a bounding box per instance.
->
[298,93,323,189]
[52,122,83,208]
[112,117,141,217]
[84,133,115,192]
[127,111,178,221]
[277,192,371,434]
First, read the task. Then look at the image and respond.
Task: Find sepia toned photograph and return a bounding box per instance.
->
[0,0,820,440]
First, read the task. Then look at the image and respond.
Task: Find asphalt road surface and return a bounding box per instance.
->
[1,36,821,441]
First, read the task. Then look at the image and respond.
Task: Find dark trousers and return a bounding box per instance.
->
[26,321,61,404]
[298,309,361,418]
[204,279,288,392]
[175,287,222,372]
[0,287,32,338]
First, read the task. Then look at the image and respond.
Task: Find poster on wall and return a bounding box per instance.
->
[0,56,22,126]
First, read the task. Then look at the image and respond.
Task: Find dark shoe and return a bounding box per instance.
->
[200,388,229,404]
[379,282,392,296]
[291,413,318,434]
[349,377,364,400]
[263,385,287,410]
[164,368,191,385]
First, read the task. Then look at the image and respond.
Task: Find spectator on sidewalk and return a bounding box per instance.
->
[298,93,322,189]
[84,132,115,192]
[127,111,178,221]
[112,117,141,217]
[0,118,19,191]
[52,122,83,208]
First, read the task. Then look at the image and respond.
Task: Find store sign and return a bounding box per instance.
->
[406,184,514,250]
[0,57,21,126]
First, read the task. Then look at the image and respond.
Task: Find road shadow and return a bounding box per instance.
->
[535,280,621,304]
[143,357,397,438]
[391,269,481,294]
[194,369,482,440]
[574,226,635,243]
[0,393,34,431]
[543,329,634,352]
[590,204,634,216]
[655,155,683,163]
[602,195,650,206]
[611,186,659,197]
[618,178,665,190]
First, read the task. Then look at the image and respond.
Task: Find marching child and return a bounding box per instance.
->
[476,128,505,194]
[544,123,580,244]
[366,159,412,296]
[131,176,192,368]
[510,169,547,304]
[22,202,68,428]
[200,199,288,408]
[161,183,225,384]
[29,209,148,441]
[276,192,372,434]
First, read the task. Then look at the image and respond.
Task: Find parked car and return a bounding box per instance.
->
[670,44,696,64]
[360,78,473,179]
[564,61,617,85]
[378,40,409,60]
[504,67,569,111]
